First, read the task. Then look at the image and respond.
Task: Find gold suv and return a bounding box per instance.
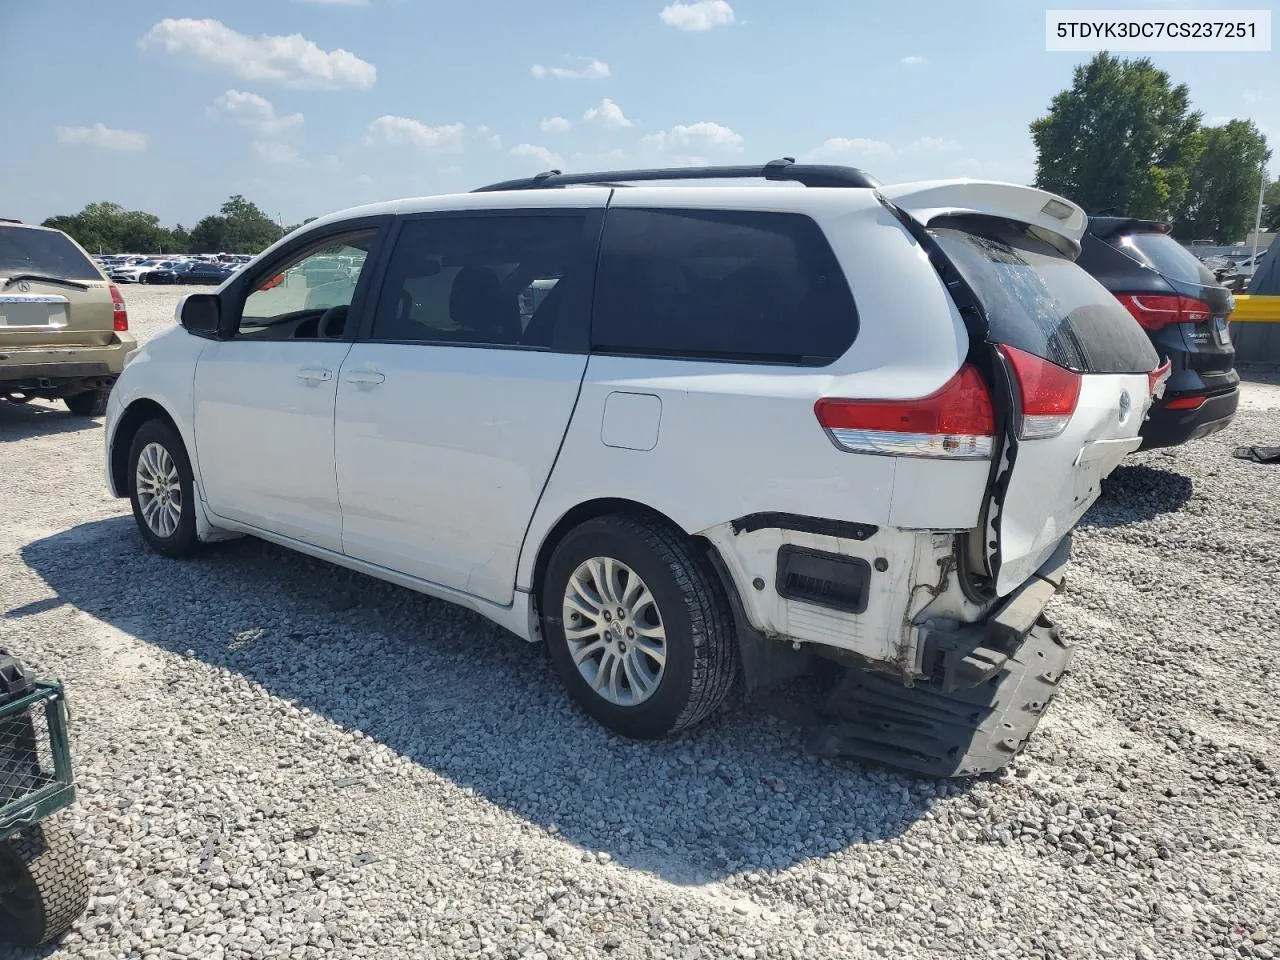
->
[0,220,135,416]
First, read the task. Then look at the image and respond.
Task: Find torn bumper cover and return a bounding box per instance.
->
[808,538,1075,777]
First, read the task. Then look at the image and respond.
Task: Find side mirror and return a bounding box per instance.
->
[178,293,223,339]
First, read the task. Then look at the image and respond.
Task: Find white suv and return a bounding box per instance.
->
[104,161,1163,776]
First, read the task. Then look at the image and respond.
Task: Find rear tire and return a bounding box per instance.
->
[64,388,109,417]
[128,419,200,558]
[540,514,739,739]
[0,820,90,947]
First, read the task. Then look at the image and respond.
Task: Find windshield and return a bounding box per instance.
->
[932,221,1159,375]
[1113,231,1217,285]
[0,226,101,281]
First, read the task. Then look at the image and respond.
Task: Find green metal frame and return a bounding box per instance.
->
[0,683,75,841]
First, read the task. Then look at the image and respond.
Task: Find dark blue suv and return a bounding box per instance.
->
[1077,217,1239,449]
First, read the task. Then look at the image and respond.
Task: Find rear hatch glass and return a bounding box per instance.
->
[0,226,101,282]
[931,221,1158,375]
[1114,231,1218,286]
[928,219,1159,594]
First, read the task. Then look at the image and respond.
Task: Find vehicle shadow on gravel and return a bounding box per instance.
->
[1081,463,1194,528]
[0,400,101,441]
[22,518,957,884]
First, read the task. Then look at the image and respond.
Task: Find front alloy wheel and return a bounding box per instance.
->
[135,442,183,538]
[127,419,199,558]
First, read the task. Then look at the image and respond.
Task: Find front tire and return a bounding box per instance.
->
[128,419,199,558]
[0,820,90,947]
[540,514,738,739]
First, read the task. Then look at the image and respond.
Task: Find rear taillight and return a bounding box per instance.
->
[109,283,128,332]
[1148,359,1171,399]
[1164,395,1206,411]
[815,365,995,460]
[999,344,1081,440]
[1115,293,1212,331]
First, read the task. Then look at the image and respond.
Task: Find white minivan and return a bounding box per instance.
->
[104,161,1163,776]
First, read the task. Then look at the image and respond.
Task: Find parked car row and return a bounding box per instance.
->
[94,253,250,285]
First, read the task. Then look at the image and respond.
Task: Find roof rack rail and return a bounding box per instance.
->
[472,157,880,193]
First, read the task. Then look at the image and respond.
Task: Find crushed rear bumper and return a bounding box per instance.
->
[806,537,1075,777]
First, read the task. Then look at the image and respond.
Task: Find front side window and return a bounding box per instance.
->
[238,232,376,340]
[591,208,858,366]
[371,214,588,348]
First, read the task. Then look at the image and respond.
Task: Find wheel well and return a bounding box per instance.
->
[529,498,740,613]
[109,399,180,497]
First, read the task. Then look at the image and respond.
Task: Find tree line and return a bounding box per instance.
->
[42,195,314,255]
[1033,52,1277,243]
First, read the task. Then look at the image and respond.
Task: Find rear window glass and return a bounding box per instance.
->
[1112,231,1217,286]
[0,226,101,281]
[931,223,1159,375]
[592,208,857,366]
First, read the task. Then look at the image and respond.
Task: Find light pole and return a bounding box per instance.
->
[1249,160,1267,278]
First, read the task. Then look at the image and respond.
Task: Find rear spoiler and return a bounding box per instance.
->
[877,180,1087,257]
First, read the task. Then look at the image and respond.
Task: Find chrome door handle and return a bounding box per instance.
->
[344,370,385,385]
[296,367,333,382]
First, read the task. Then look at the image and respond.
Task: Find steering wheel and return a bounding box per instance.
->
[319,304,349,338]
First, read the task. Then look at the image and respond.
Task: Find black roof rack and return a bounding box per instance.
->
[472,157,880,193]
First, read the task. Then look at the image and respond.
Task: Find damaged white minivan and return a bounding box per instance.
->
[104,161,1164,776]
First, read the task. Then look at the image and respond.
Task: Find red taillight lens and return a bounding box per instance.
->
[1164,395,1206,411]
[999,344,1081,440]
[109,283,128,332]
[1114,293,1212,331]
[1148,359,1171,399]
[815,365,995,460]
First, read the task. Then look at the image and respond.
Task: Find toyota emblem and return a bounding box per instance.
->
[1118,390,1132,423]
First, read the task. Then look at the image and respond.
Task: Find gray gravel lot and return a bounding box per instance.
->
[2,284,1278,960]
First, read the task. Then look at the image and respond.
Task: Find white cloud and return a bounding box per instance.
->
[807,136,960,162]
[905,136,961,154]
[583,98,635,128]
[55,123,148,152]
[807,138,895,161]
[139,18,376,91]
[252,141,309,166]
[210,90,304,138]
[475,125,502,148]
[660,0,735,30]
[530,57,610,80]
[365,115,465,151]
[541,116,572,133]
[901,55,927,66]
[643,121,743,152]
[511,143,564,168]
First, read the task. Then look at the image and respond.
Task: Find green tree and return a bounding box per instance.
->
[1031,53,1202,219]
[188,215,231,254]
[1173,121,1271,243]
[1263,179,1280,232]
[41,201,185,254]
[218,195,283,253]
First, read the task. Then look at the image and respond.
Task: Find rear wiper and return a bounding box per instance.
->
[1,273,90,291]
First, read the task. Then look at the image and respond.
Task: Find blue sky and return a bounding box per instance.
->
[1,0,1275,228]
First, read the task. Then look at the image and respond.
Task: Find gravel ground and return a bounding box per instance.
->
[1,284,1278,960]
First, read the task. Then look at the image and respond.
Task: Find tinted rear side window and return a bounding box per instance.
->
[592,208,857,366]
[932,223,1158,375]
[0,227,101,281]
[1112,231,1217,286]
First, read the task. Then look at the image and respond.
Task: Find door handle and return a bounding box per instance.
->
[296,367,333,382]
[344,370,385,385]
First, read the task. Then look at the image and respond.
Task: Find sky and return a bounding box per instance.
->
[1,0,1275,229]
